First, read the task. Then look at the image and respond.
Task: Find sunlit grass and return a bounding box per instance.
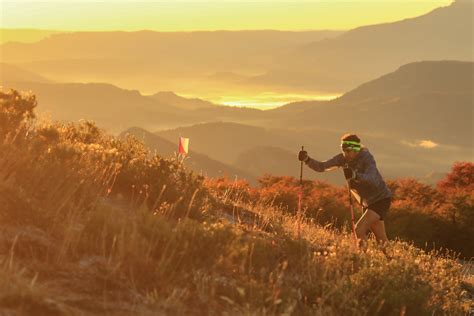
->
[0,89,470,315]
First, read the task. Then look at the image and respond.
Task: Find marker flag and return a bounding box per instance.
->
[178,137,189,155]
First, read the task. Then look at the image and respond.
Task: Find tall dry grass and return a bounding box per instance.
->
[0,89,470,315]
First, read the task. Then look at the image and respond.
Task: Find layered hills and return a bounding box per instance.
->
[280,61,473,147]
[1,1,471,96]
[122,127,257,183]
[0,30,342,94]
[1,42,471,185]
[259,0,473,91]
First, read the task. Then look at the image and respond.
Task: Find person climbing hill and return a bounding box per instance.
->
[298,133,392,245]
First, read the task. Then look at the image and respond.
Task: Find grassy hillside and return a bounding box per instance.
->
[0,89,472,315]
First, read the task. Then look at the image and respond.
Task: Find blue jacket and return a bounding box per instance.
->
[305,148,392,207]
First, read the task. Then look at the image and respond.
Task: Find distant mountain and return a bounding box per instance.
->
[286,61,473,147]
[337,60,473,102]
[2,60,470,186]
[0,30,343,94]
[152,59,473,183]
[122,127,257,183]
[252,0,473,92]
[0,28,62,44]
[190,106,266,127]
[0,80,197,134]
[153,121,359,172]
[156,122,286,164]
[149,91,216,110]
[266,100,328,116]
[1,2,470,95]
[0,62,52,83]
[234,146,346,185]
[154,122,345,166]
[0,64,265,133]
[122,127,178,156]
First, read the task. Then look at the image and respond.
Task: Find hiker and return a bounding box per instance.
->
[298,133,392,244]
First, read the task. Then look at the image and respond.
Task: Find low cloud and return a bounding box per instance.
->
[402,139,439,149]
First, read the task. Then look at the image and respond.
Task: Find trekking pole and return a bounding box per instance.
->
[346,177,358,248]
[297,146,304,239]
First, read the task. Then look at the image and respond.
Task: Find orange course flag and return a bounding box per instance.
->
[178,137,190,155]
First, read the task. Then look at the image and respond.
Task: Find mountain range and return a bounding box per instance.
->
[0,28,61,44]
[1,0,471,185]
[259,0,473,92]
[279,61,474,147]
[0,30,343,95]
[1,1,470,96]
[121,127,257,183]
[2,59,471,184]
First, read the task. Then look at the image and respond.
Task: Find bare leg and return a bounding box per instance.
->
[355,209,381,246]
[370,220,388,244]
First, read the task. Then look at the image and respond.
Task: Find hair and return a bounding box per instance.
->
[341,133,361,143]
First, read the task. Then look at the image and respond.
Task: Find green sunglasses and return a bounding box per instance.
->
[341,140,361,152]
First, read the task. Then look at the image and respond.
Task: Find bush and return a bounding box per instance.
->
[210,171,474,258]
[253,175,351,227]
[0,89,36,141]
[0,89,206,222]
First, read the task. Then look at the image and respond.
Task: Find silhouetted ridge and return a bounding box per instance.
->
[0,62,52,83]
[338,61,474,102]
[295,61,473,147]
[150,91,216,110]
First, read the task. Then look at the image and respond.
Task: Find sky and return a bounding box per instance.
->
[0,0,452,32]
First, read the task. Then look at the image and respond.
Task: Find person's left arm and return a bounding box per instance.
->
[353,155,379,185]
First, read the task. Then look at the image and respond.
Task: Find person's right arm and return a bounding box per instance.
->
[305,153,345,172]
